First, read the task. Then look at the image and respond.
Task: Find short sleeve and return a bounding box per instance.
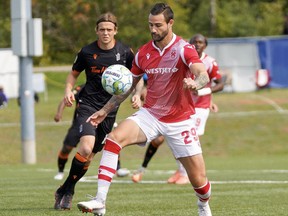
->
[181,44,202,66]
[72,49,85,72]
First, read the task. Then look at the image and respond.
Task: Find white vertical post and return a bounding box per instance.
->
[11,0,38,164]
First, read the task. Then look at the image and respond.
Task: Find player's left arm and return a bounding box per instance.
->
[183,63,209,91]
[191,63,209,90]
[182,44,209,91]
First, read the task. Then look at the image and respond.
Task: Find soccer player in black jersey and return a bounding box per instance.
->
[54,12,136,210]
[53,85,129,181]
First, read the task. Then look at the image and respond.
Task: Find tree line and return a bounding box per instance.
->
[0,0,287,66]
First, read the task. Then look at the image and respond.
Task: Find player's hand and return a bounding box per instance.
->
[210,102,219,113]
[64,90,75,107]
[131,95,142,109]
[183,78,197,91]
[54,114,61,122]
[86,110,107,127]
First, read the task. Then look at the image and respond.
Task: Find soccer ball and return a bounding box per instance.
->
[101,64,133,95]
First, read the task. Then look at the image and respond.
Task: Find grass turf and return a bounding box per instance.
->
[0,72,288,215]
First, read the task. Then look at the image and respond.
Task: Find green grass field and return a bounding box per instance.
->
[1,72,288,215]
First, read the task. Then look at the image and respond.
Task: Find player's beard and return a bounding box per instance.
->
[151,28,169,42]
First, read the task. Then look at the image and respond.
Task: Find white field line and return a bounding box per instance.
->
[79,175,288,184]
[1,108,288,128]
[81,179,288,184]
[38,168,288,174]
[1,94,287,127]
[0,120,72,127]
[210,110,288,118]
[38,169,288,184]
[251,94,286,113]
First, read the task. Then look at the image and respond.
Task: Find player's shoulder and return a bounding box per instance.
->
[136,40,153,55]
[173,36,195,53]
[115,41,133,52]
[203,53,217,63]
[80,40,98,53]
[175,35,190,47]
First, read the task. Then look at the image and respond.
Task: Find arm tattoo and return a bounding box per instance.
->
[102,76,141,114]
[194,73,209,90]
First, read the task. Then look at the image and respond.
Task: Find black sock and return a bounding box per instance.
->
[142,142,158,168]
[58,157,68,172]
[60,153,87,194]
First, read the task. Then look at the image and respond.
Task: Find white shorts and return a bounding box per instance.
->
[127,108,202,159]
[191,108,210,136]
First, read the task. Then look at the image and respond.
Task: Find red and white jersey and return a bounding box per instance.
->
[131,34,203,123]
[193,52,221,108]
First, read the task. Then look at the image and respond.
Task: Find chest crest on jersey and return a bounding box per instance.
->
[170,48,177,59]
[116,53,120,61]
[146,53,150,60]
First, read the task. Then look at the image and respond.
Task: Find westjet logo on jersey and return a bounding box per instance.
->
[145,67,178,74]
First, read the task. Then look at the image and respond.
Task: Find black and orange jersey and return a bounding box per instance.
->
[72,40,134,118]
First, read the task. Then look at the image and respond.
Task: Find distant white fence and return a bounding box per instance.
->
[0,49,46,99]
[206,38,260,92]
[0,49,19,98]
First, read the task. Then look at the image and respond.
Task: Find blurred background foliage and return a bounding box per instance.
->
[0,0,287,65]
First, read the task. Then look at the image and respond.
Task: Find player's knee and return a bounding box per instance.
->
[78,145,93,157]
[107,131,126,147]
[151,137,164,147]
[61,145,73,154]
[107,131,117,142]
[156,136,165,145]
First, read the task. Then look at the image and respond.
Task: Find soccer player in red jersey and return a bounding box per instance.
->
[131,34,224,185]
[78,3,212,216]
[167,33,224,184]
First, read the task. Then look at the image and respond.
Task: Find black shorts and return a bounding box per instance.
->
[77,104,115,153]
[63,120,80,148]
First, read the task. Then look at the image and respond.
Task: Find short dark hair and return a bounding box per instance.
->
[96,12,118,29]
[189,34,208,46]
[150,3,174,23]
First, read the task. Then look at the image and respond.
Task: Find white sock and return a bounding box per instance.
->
[96,138,122,203]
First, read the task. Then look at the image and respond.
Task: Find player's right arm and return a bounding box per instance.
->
[64,70,80,107]
[87,75,142,127]
[54,98,66,122]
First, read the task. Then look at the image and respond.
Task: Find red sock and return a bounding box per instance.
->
[194,181,211,202]
[98,138,122,183]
